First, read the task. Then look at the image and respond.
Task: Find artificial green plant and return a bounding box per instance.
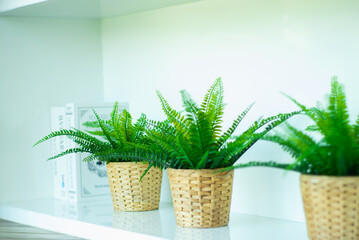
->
[34,102,165,171]
[117,78,300,169]
[230,77,359,176]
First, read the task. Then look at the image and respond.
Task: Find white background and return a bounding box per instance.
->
[101,0,359,222]
[0,17,103,202]
[1,0,358,223]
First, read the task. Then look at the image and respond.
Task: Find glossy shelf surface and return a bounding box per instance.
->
[0,198,308,240]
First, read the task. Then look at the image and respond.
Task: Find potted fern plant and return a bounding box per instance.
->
[34,103,164,211]
[230,77,359,239]
[121,78,300,228]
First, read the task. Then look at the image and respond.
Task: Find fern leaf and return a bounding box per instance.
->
[147,130,192,167]
[85,130,106,136]
[261,134,302,159]
[185,100,214,157]
[34,129,105,147]
[216,102,255,149]
[133,113,148,142]
[305,124,319,132]
[102,147,170,168]
[195,150,209,169]
[201,78,221,113]
[156,90,189,134]
[93,110,119,149]
[110,102,119,124]
[82,154,98,162]
[226,111,300,165]
[48,148,91,160]
[181,90,199,112]
[82,120,111,129]
[281,92,308,111]
[176,134,198,168]
[354,115,359,145]
[209,78,225,136]
[222,161,290,171]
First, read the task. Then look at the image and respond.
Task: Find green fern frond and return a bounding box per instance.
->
[281,92,308,112]
[82,154,98,162]
[146,129,194,168]
[151,78,299,169]
[48,148,92,160]
[262,134,302,159]
[93,109,119,149]
[284,123,316,146]
[242,77,359,176]
[226,111,301,165]
[66,135,111,151]
[195,150,209,169]
[201,78,221,113]
[34,129,105,147]
[35,102,167,175]
[176,134,198,168]
[100,147,170,169]
[216,102,255,149]
[82,120,111,128]
[223,161,290,171]
[117,109,134,142]
[133,113,148,142]
[156,90,189,133]
[110,101,120,124]
[181,90,199,112]
[354,115,359,145]
[305,124,319,131]
[209,78,225,136]
[184,102,215,162]
[85,130,107,136]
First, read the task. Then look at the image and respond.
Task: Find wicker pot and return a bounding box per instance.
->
[107,162,162,211]
[168,168,234,228]
[300,174,359,240]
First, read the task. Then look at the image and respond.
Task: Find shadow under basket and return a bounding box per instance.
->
[300,174,359,240]
[107,162,162,211]
[168,168,234,228]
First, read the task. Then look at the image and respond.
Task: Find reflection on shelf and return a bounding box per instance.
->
[53,199,113,226]
[1,199,308,240]
[112,210,163,237]
[175,225,231,240]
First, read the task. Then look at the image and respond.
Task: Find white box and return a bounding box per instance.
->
[51,102,129,202]
[64,102,129,202]
[50,106,68,201]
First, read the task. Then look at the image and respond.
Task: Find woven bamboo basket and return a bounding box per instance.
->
[107,162,162,211]
[300,174,359,240]
[168,168,234,228]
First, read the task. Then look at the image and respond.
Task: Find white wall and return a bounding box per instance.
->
[0,17,104,202]
[101,0,359,222]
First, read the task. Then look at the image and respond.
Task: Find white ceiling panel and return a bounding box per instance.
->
[0,0,200,18]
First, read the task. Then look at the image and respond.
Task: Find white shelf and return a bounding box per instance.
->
[0,198,308,240]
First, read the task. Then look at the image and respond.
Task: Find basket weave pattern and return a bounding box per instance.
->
[107,162,162,211]
[300,175,359,240]
[168,168,234,228]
